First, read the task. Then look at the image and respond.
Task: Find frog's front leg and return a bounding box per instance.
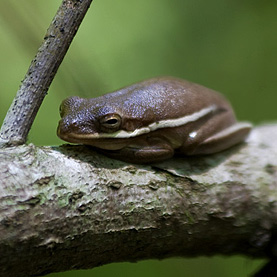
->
[99,137,174,164]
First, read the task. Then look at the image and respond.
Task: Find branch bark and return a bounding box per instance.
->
[0,124,276,276]
[0,0,93,147]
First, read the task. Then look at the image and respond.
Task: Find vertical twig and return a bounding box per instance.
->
[0,0,93,147]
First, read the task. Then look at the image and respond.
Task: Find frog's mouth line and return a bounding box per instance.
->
[59,105,217,140]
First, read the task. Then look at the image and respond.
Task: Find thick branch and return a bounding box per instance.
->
[0,0,93,146]
[0,125,277,276]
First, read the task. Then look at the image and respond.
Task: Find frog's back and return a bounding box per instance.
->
[99,77,231,121]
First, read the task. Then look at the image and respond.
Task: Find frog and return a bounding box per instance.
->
[57,76,252,163]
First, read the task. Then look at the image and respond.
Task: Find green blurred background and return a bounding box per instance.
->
[1,0,276,276]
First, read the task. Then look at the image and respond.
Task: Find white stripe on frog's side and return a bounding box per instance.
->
[72,105,217,139]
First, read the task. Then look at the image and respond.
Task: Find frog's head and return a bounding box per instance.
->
[57,96,127,150]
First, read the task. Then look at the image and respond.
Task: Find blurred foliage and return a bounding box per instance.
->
[48,257,264,277]
[0,0,276,276]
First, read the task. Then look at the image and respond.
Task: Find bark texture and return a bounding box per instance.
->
[0,124,277,276]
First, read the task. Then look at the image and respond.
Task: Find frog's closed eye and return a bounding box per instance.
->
[99,114,121,133]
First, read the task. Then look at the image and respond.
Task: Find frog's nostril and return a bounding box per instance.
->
[71,120,78,127]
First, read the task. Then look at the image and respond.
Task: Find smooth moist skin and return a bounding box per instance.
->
[57,76,252,163]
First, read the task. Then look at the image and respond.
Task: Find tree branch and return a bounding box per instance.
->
[0,124,276,276]
[0,0,93,147]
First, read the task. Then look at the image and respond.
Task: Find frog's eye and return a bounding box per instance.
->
[99,114,121,132]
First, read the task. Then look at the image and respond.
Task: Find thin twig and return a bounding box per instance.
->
[0,0,93,147]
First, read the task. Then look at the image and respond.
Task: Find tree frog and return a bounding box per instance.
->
[57,77,252,163]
